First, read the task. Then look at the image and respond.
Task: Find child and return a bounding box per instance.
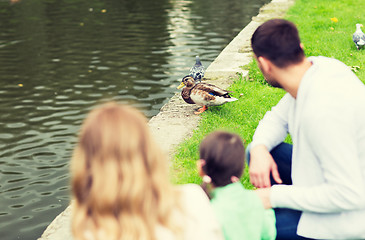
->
[197,131,276,240]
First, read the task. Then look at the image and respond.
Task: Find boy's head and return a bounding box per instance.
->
[251,18,305,68]
[198,131,245,187]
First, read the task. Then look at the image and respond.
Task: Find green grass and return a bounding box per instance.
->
[286,0,365,76]
[171,0,365,187]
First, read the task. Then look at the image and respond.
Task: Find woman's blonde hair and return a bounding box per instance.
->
[71,102,179,240]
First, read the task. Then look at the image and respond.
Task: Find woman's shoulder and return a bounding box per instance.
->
[176,184,211,206]
[177,183,206,196]
[173,184,224,240]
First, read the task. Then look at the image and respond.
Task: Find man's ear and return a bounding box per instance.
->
[257,56,271,74]
[196,159,206,177]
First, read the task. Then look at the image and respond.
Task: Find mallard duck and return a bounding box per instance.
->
[189,56,205,82]
[177,76,238,114]
[353,23,365,50]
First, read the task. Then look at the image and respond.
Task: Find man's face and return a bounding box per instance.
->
[256,57,283,89]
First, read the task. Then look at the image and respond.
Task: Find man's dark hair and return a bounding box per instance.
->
[251,19,305,68]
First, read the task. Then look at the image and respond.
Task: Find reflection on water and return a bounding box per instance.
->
[0,0,269,239]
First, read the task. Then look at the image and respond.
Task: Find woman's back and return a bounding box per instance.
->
[156,184,223,240]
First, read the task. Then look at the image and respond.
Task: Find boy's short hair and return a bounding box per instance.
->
[251,18,305,68]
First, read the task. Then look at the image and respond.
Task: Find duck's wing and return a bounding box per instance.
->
[190,88,237,107]
[190,88,216,106]
[195,83,231,97]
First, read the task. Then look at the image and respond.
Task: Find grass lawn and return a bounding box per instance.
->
[171,0,365,187]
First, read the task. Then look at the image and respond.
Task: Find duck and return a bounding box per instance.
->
[353,23,365,50]
[177,76,238,114]
[189,55,205,82]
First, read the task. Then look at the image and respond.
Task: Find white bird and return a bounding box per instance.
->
[353,23,365,50]
[189,55,205,82]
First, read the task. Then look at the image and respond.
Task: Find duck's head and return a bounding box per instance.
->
[177,75,195,89]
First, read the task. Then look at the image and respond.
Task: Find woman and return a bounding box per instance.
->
[70,102,223,240]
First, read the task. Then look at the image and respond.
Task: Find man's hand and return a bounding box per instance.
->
[255,188,272,209]
[249,145,282,188]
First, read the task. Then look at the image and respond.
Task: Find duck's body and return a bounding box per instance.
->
[353,24,365,50]
[189,56,205,82]
[177,76,237,114]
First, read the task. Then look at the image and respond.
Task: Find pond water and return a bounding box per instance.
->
[0,0,269,239]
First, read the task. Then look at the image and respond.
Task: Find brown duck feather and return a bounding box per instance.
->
[181,87,195,104]
[194,83,231,98]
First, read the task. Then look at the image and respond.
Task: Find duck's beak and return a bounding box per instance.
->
[177,82,185,89]
[361,24,364,27]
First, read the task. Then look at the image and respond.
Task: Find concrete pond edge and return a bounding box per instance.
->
[38,0,295,239]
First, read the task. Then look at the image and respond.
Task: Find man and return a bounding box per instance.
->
[248,19,365,239]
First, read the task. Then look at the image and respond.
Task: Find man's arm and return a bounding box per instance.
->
[249,145,281,188]
[249,93,292,188]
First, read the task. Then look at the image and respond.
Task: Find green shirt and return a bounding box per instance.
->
[211,182,276,240]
